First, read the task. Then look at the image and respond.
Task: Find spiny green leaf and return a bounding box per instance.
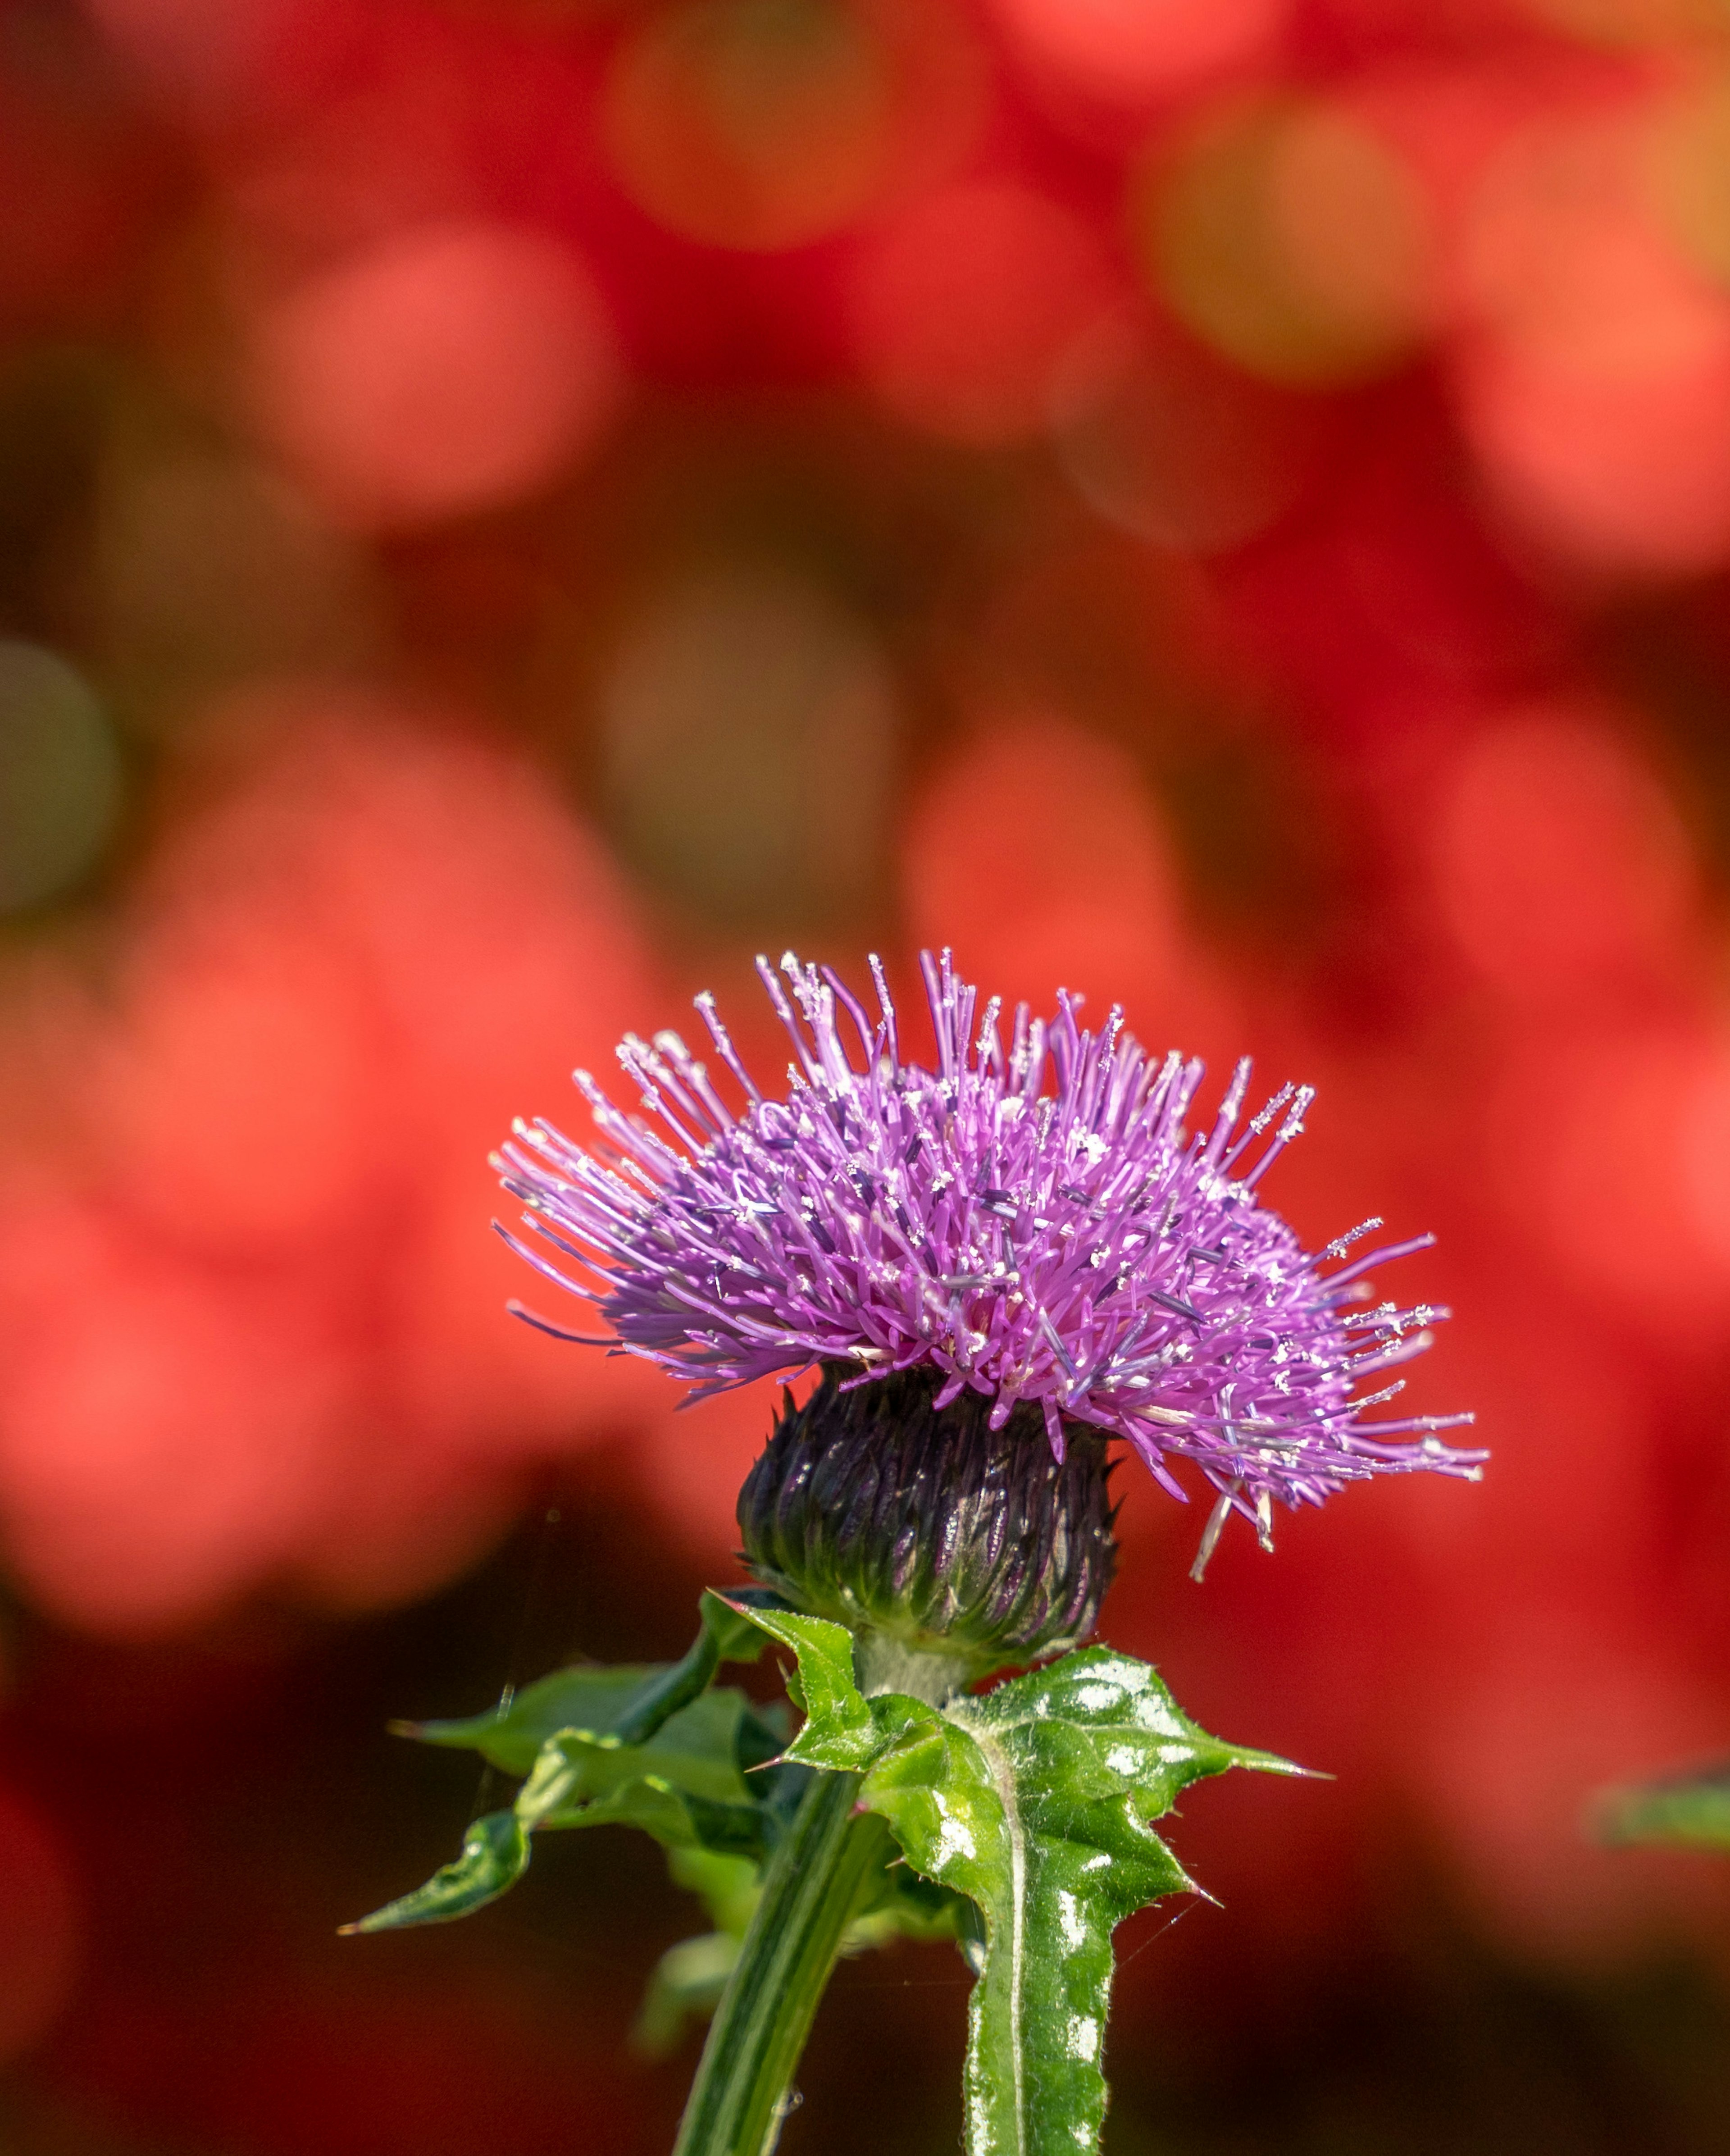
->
[716,1602,878,1764]
[355,1595,794,1933]
[399,1589,784,1775]
[350,1692,774,1932]
[943,1650,1300,2156]
[522,1687,757,1813]
[403,1664,673,1775]
[342,1810,529,1933]
[697,1586,787,1667]
[728,1607,1297,2156]
[518,1727,769,1858]
[1598,1760,1730,1850]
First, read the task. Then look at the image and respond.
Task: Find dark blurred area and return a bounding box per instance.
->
[5,0,1730,2147]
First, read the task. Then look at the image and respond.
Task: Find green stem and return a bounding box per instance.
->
[672,1768,887,2156]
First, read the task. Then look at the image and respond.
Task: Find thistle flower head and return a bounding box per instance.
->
[496,951,1480,1562]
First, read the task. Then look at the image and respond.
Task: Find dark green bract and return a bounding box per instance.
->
[738,1365,1119,1673]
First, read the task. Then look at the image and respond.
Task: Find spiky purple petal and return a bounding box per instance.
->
[495,950,1481,1535]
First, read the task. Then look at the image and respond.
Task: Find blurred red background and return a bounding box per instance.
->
[5,0,1730,2147]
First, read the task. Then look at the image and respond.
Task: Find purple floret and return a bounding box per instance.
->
[495,950,1480,1551]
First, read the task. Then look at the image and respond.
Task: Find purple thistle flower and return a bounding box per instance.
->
[496,950,1480,1565]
